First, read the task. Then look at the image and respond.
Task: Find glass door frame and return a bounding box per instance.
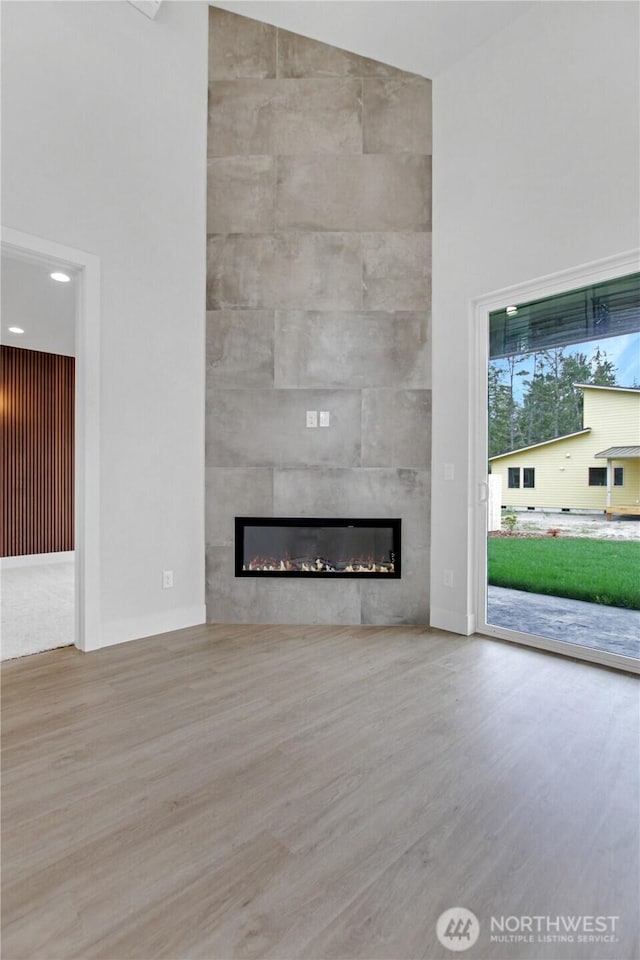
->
[470,249,640,675]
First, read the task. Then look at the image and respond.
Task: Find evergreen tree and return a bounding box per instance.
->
[488,366,513,457]
[487,354,529,456]
[518,349,592,446]
[589,346,617,385]
[488,344,618,457]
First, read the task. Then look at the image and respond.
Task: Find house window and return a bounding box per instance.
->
[508,468,520,489]
[614,467,624,486]
[523,468,535,488]
[589,467,607,486]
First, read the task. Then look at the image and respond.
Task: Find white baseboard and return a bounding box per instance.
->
[85,604,207,652]
[430,606,477,636]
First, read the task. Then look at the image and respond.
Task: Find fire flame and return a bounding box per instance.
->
[242,555,394,573]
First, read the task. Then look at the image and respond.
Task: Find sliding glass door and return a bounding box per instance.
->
[475,260,640,672]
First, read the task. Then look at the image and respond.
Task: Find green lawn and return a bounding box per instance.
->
[488,537,640,610]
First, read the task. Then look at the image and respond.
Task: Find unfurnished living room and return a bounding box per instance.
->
[1,2,639,959]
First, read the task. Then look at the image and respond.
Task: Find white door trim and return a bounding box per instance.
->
[470,248,640,675]
[2,226,101,652]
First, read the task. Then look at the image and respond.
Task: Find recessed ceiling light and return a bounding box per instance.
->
[50,271,71,283]
[8,326,25,334]
[506,305,518,316]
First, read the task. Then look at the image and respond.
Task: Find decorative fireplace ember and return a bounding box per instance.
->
[235,518,401,579]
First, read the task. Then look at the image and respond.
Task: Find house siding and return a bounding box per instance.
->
[490,387,640,511]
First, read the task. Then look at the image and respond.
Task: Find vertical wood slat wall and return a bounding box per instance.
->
[1,345,75,557]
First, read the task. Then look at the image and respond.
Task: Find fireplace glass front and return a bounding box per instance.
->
[235,518,401,578]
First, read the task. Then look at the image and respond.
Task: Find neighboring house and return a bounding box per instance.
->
[489,385,640,512]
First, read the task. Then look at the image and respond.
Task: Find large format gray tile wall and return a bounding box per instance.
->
[206,8,432,625]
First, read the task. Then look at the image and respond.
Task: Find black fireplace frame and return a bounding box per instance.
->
[235,517,402,579]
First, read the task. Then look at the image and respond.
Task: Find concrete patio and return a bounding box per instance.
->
[487,585,640,660]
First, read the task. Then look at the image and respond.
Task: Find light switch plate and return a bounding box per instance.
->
[319,411,330,427]
[306,410,318,428]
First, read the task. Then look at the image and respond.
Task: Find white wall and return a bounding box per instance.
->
[431,0,640,633]
[1,1,209,647]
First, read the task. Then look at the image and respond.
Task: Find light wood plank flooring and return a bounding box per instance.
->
[2,624,638,960]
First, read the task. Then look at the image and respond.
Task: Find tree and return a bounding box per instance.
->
[589,346,617,386]
[504,354,528,450]
[488,366,513,458]
[489,344,618,457]
[518,349,592,446]
[488,354,529,457]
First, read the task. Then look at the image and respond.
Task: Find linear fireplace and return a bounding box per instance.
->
[235,518,401,578]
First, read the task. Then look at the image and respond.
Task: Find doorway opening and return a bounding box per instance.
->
[473,251,640,673]
[0,228,101,655]
[1,282,75,657]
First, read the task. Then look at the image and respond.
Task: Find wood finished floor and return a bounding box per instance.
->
[2,624,638,960]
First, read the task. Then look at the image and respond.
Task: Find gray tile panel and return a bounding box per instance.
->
[205,468,273,546]
[206,389,362,468]
[207,157,275,234]
[273,468,430,550]
[362,232,431,310]
[209,8,276,81]
[208,79,362,157]
[277,30,411,80]
[207,234,363,311]
[276,155,431,232]
[361,547,430,624]
[362,390,432,468]
[206,545,362,624]
[274,312,430,389]
[206,310,274,389]
[363,77,432,154]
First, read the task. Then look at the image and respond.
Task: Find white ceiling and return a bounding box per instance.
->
[1,252,76,357]
[210,0,537,78]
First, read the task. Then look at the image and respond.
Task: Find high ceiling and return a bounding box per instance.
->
[210,0,537,78]
[1,253,76,357]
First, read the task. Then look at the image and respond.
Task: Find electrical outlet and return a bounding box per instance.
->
[319,411,330,427]
[306,410,318,428]
[162,569,174,589]
[443,569,454,588]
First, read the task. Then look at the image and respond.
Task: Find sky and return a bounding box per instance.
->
[605,332,640,386]
[492,332,640,401]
